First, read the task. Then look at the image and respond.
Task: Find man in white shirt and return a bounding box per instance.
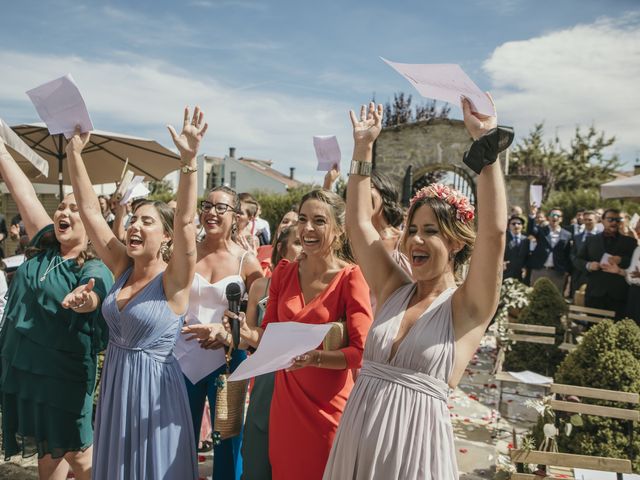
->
[527,206,572,294]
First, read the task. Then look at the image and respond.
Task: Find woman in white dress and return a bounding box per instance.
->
[323,96,510,479]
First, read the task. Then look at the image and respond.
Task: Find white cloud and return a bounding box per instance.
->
[483,12,640,165]
[0,50,354,183]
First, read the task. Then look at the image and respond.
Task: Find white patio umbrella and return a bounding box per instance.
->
[0,119,49,179]
[11,123,180,197]
[600,174,640,199]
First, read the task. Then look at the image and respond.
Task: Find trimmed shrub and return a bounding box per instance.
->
[252,185,314,232]
[555,319,640,470]
[503,277,567,376]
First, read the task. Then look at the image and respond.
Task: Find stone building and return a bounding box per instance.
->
[374,118,530,209]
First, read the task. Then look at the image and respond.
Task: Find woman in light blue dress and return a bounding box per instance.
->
[64,107,208,479]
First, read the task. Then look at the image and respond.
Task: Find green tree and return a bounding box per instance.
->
[554,126,620,192]
[503,277,568,376]
[252,185,314,232]
[555,320,640,470]
[509,124,564,202]
[147,179,175,203]
[382,93,450,127]
[543,188,640,222]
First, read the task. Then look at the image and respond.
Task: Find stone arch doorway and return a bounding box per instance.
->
[411,164,476,205]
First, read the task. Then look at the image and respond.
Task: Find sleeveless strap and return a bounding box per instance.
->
[360,360,451,402]
[238,251,248,275]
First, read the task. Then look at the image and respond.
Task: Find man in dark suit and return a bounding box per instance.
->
[570,210,598,296]
[575,208,637,319]
[504,215,529,283]
[527,206,572,294]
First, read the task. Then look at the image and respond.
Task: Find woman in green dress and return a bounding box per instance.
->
[0,140,113,480]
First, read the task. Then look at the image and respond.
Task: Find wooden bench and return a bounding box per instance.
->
[495,323,557,417]
[559,305,615,351]
[510,383,640,480]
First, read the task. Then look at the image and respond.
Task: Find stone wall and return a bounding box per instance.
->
[374,118,522,208]
[374,119,473,186]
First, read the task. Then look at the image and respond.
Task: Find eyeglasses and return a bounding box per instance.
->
[200,201,236,215]
[549,213,562,218]
[604,217,622,223]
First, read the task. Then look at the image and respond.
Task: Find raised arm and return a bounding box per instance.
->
[164,107,207,303]
[345,103,412,306]
[454,96,507,324]
[66,130,129,276]
[0,141,52,238]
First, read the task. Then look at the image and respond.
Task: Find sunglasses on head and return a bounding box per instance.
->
[200,201,236,215]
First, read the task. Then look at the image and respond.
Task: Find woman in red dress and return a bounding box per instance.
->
[228,189,373,479]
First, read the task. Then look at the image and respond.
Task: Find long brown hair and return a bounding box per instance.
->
[299,189,353,263]
[132,200,175,262]
[402,195,476,278]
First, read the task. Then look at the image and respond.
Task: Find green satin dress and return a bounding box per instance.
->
[242,280,275,480]
[0,224,113,459]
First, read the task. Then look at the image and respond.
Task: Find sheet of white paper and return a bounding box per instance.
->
[508,370,552,385]
[600,253,612,266]
[129,183,150,202]
[174,302,227,384]
[380,58,494,116]
[119,176,147,205]
[574,469,640,480]
[1,254,25,270]
[313,135,341,171]
[228,322,332,382]
[115,170,135,201]
[530,185,543,208]
[630,213,639,230]
[26,74,93,139]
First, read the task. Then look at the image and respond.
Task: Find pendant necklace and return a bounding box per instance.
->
[40,256,70,282]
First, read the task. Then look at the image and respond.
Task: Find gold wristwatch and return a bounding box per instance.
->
[180,164,197,174]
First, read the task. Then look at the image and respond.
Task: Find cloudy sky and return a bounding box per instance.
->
[0,0,638,183]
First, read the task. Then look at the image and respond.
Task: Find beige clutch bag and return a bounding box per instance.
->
[322,320,348,351]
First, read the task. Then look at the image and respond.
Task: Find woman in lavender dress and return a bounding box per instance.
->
[323,97,508,479]
[65,107,208,479]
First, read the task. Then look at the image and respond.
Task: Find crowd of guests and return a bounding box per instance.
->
[503,204,640,321]
[0,95,511,480]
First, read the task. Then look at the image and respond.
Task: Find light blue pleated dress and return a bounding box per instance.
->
[92,268,197,480]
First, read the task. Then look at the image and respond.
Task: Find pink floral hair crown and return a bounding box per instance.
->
[409,183,475,223]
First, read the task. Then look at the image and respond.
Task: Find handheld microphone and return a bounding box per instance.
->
[225,282,242,349]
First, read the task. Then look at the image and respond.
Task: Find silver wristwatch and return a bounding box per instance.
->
[349,160,372,176]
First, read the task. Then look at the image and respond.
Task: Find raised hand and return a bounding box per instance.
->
[323,164,340,189]
[349,102,383,146]
[66,126,91,156]
[62,278,95,311]
[167,106,208,160]
[461,94,497,141]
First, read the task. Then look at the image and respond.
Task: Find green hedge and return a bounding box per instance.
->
[503,277,567,376]
[555,319,640,470]
[252,185,315,231]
